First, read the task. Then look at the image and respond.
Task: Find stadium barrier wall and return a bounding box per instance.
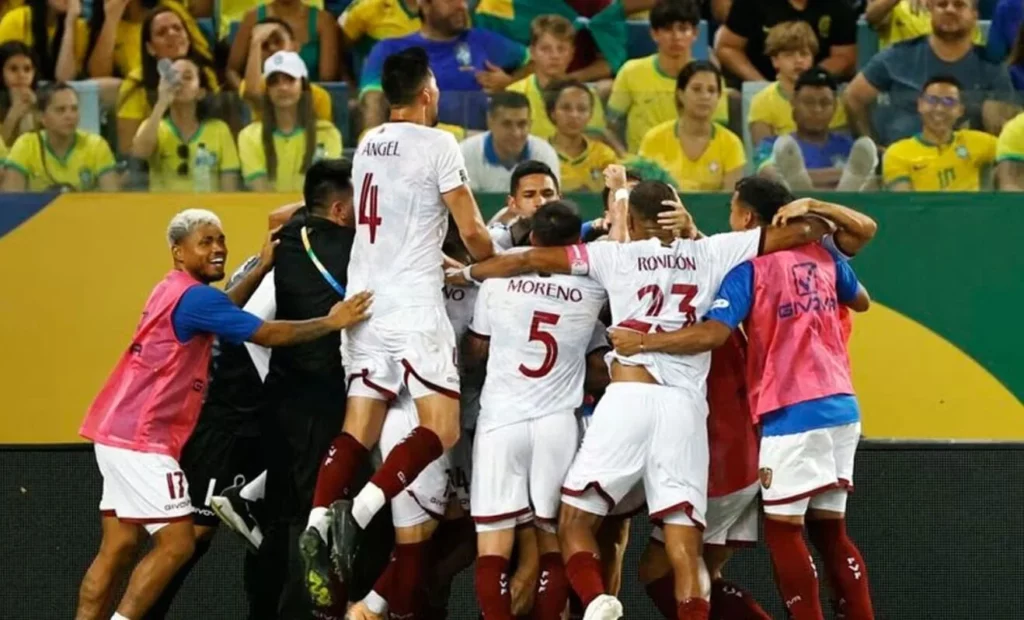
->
[2,441,1022,619]
[0,191,1020,444]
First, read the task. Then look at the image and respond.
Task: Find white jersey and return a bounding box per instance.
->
[445,283,483,429]
[574,230,762,393]
[348,122,470,314]
[472,266,608,431]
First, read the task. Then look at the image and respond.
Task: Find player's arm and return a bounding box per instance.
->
[834,252,871,313]
[847,285,871,312]
[443,184,495,261]
[249,292,373,347]
[997,160,1024,190]
[772,198,877,256]
[456,246,577,284]
[225,229,278,307]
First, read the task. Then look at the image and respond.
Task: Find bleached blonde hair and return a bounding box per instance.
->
[167,208,222,246]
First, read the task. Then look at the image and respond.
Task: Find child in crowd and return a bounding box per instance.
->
[116,7,220,155]
[608,0,728,153]
[638,60,745,192]
[131,56,240,192]
[0,0,87,81]
[240,17,332,122]
[506,15,607,141]
[238,51,341,192]
[747,21,847,148]
[3,82,119,191]
[547,79,618,192]
[0,40,38,146]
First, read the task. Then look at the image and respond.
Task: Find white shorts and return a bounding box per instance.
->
[561,383,708,529]
[471,412,579,532]
[94,443,192,534]
[380,394,470,528]
[759,422,861,517]
[704,482,759,546]
[342,306,460,401]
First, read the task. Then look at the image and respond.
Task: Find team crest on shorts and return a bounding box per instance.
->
[759,467,773,489]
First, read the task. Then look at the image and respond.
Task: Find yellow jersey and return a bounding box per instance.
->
[877,1,983,49]
[148,118,240,192]
[0,135,7,167]
[0,7,88,73]
[5,129,116,190]
[637,120,746,192]
[996,112,1024,164]
[883,130,996,191]
[607,54,729,153]
[238,119,342,192]
[117,68,221,121]
[747,81,847,136]
[506,75,606,140]
[552,137,618,193]
[239,79,333,122]
[219,0,323,41]
[339,0,419,54]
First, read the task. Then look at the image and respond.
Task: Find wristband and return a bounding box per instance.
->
[614,188,630,203]
[462,265,481,285]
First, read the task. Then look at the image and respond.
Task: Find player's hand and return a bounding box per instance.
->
[256,226,281,273]
[603,164,628,191]
[657,197,697,239]
[445,267,470,287]
[443,254,467,272]
[771,198,817,227]
[328,291,373,329]
[9,88,35,118]
[475,61,514,93]
[608,328,645,356]
[509,571,537,615]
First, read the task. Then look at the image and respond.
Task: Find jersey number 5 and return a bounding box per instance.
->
[358,173,382,243]
[626,283,698,332]
[519,311,560,378]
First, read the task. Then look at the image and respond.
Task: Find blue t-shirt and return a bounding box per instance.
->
[706,248,861,436]
[172,285,264,345]
[754,133,854,171]
[985,0,1023,63]
[360,30,528,130]
[861,37,1014,145]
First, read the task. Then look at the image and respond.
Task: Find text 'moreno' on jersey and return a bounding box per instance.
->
[347,122,471,315]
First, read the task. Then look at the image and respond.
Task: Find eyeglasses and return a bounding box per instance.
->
[176,144,189,176]
[922,95,960,108]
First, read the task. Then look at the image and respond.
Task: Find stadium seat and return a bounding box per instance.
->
[626,19,708,61]
[320,82,351,146]
[740,81,769,174]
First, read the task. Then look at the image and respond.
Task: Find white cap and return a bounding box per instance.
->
[263,51,308,80]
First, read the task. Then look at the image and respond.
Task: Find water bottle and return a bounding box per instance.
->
[157,58,178,86]
[193,143,213,192]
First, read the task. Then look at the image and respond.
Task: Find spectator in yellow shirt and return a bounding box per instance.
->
[338,0,420,56]
[747,21,848,148]
[0,0,87,81]
[239,17,331,122]
[116,7,220,155]
[638,61,745,192]
[238,51,342,192]
[0,41,38,145]
[3,82,119,191]
[506,16,611,144]
[130,57,240,192]
[996,111,1024,190]
[547,79,618,192]
[883,75,996,191]
[607,0,729,153]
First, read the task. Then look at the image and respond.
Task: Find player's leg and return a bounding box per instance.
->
[113,519,196,618]
[703,486,771,620]
[805,423,874,620]
[145,524,216,619]
[638,530,676,620]
[76,515,142,619]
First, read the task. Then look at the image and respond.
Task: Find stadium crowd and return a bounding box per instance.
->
[2,0,1024,193]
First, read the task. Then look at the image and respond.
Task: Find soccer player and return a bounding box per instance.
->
[464,202,610,620]
[451,178,845,620]
[487,160,563,249]
[608,178,878,620]
[304,45,494,593]
[75,209,372,620]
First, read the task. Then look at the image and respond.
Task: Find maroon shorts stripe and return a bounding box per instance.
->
[762,482,841,506]
[561,481,615,511]
[472,506,533,524]
[650,501,706,531]
[348,369,397,400]
[118,514,193,525]
[402,359,460,400]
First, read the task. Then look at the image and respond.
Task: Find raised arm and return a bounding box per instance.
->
[225,230,278,307]
[772,197,877,256]
[761,213,835,255]
[443,185,494,261]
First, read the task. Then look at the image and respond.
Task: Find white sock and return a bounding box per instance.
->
[306,506,330,541]
[352,483,386,529]
[363,589,388,614]
[111,613,132,620]
[240,471,267,502]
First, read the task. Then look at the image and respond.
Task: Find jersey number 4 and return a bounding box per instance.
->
[358,173,381,243]
[623,283,698,332]
[519,311,560,378]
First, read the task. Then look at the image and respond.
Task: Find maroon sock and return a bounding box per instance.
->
[371,552,397,602]
[312,432,368,508]
[369,426,444,499]
[763,519,825,620]
[677,598,710,620]
[531,552,568,620]
[710,579,772,620]
[388,541,430,618]
[476,555,513,620]
[564,552,605,609]
[644,574,677,619]
[807,519,875,620]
